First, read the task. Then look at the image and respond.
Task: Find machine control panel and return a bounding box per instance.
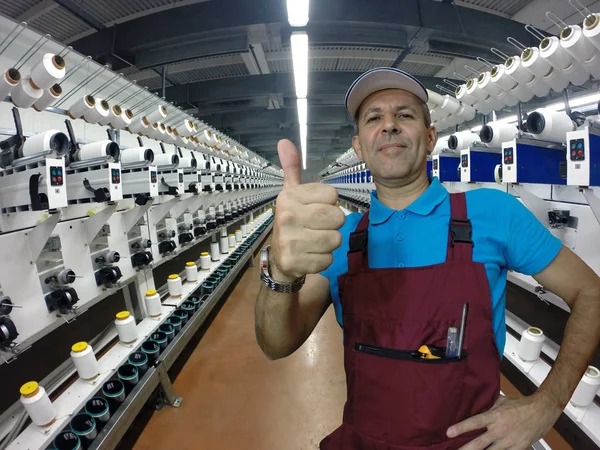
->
[504,147,514,165]
[50,166,63,186]
[570,138,585,161]
[111,168,121,184]
[461,154,469,168]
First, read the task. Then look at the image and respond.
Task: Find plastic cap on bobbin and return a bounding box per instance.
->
[168,274,179,280]
[146,290,157,296]
[116,311,130,320]
[71,342,88,353]
[20,381,39,397]
[201,252,209,256]
[186,262,195,267]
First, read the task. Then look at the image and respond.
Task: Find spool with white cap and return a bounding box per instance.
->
[198,129,213,144]
[128,115,149,135]
[115,311,137,344]
[583,13,600,52]
[490,64,517,92]
[439,95,461,115]
[504,56,534,85]
[517,326,545,361]
[11,77,43,108]
[427,90,444,106]
[30,53,66,90]
[210,241,220,261]
[176,120,195,138]
[98,104,122,126]
[84,98,110,124]
[509,83,535,103]
[241,224,247,238]
[465,78,489,102]
[456,103,477,122]
[70,342,100,380]
[144,105,167,125]
[560,25,597,65]
[521,47,553,78]
[235,230,243,243]
[115,109,133,130]
[477,71,503,96]
[200,252,211,270]
[0,68,20,100]
[220,236,229,254]
[68,95,95,119]
[540,36,574,70]
[185,262,198,282]
[33,84,62,112]
[19,382,56,427]
[168,274,183,298]
[75,140,120,162]
[570,366,600,408]
[525,76,551,98]
[145,290,162,318]
[228,234,236,248]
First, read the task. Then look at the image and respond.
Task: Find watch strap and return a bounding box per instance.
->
[260,246,306,293]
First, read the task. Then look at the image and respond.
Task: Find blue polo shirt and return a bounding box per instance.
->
[320,177,563,356]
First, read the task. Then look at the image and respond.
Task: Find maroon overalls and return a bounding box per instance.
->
[320,192,501,450]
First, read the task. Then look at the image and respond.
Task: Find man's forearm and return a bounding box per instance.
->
[536,289,600,410]
[255,284,304,360]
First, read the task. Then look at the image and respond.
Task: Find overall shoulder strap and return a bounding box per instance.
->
[447,192,474,263]
[347,211,370,273]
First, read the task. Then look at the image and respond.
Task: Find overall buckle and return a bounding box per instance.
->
[450,219,473,247]
[348,230,368,253]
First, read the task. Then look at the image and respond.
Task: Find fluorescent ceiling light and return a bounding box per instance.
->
[291,32,309,99]
[286,0,309,27]
[297,98,308,170]
[300,123,308,170]
[297,98,307,125]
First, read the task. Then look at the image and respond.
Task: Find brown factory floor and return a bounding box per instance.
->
[133,237,573,450]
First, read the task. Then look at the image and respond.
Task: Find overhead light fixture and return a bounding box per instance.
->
[286,0,309,27]
[291,32,309,99]
[297,98,308,170]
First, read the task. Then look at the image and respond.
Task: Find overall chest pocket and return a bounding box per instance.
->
[349,342,468,447]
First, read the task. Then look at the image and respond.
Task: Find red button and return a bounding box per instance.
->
[578,150,583,156]
[57,177,62,182]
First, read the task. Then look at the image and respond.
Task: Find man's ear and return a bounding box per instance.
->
[427,126,438,154]
[352,135,363,160]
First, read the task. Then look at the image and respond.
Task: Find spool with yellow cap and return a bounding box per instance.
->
[167,274,183,298]
[228,234,236,249]
[145,289,162,318]
[19,381,56,427]
[185,261,198,282]
[114,311,138,344]
[70,341,100,380]
[200,251,211,270]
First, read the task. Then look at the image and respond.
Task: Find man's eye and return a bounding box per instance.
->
[399,114,414,119]
[367,116,379,123]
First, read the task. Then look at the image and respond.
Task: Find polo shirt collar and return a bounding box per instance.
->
[369,176,448,225]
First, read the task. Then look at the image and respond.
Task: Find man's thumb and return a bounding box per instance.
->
[277,139,302,188]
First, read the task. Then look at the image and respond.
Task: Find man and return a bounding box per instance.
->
[254,67,600,450]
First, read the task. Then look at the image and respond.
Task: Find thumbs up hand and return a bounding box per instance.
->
[269,140,346,282]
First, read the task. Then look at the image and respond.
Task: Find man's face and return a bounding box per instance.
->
[352,89,437,185]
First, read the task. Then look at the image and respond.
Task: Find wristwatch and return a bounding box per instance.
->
[260,245,306,293]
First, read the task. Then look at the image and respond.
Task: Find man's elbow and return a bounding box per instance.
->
[255,328,295,360]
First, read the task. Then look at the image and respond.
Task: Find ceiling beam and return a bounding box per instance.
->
[156,72,457,105]
[69,0,540,69]
[53,0,104,31]
[17,0,59,22]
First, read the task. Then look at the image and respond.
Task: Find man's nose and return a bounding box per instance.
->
[382,115,401,134]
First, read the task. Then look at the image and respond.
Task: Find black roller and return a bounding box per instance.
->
[526,111,546,135]
[447,135,458,150]
[144,148,154,163]
[106,141,120,161]
[50,132,70,155]
[171,154,180,166]
[479,125,494,144]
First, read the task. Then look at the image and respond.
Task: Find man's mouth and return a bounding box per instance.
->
[379,143,408,151]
